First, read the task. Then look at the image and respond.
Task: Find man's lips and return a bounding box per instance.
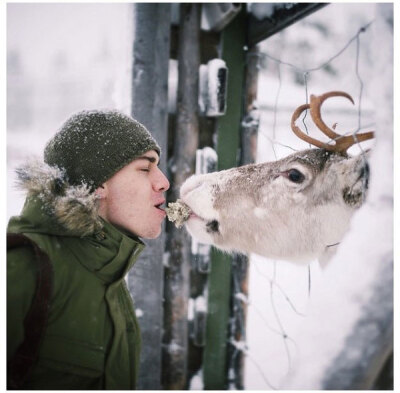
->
[154,200,166,211]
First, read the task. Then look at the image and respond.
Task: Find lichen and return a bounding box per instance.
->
[165,199,192,228]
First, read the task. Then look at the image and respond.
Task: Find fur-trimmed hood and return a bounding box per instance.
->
[12,159,103,237]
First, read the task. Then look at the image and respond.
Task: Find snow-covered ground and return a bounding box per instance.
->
[6,2,394,390]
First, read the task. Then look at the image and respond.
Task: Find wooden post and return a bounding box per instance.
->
[128,3,171,390]
[203,8,247,390]
[162,4,201,389]
[227,44,260,389]
[241,45,260,166]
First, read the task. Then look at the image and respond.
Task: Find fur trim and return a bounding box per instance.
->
[16,159,103,237]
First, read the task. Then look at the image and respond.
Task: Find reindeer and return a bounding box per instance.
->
[177,92,374,264]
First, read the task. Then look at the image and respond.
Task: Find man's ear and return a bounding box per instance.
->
[95,183,109,220]
[94,184,108,199]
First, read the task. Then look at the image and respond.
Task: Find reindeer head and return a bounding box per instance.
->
[180,92,374,264]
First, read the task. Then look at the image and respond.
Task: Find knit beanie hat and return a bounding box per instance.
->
[44,110,161,190]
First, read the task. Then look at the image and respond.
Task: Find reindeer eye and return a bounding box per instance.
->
[287,169,305,183]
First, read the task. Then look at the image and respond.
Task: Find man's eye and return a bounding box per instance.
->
[287,168,305,183]
[140,168,150,172]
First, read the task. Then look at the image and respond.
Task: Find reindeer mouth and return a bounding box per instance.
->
[187,209,220,234]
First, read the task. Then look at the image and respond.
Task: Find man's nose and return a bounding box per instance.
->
[154,168,170,192]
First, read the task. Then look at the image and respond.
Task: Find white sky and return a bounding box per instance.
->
[7,3,131,78]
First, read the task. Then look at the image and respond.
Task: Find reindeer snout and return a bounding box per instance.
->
[180,173,215,198]
[180,175,203,198]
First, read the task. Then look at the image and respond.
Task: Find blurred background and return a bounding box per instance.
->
[7,3,133,217]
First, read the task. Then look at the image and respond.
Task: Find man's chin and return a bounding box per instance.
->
[110,220,162,240]
[139,226,162,240]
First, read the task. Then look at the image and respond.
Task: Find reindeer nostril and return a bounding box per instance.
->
[206,220,219,233]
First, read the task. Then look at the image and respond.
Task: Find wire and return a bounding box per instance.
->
[241,19,374,391]
[249,22,373,75]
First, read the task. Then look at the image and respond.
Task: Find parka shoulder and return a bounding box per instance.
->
[8,158,144,389]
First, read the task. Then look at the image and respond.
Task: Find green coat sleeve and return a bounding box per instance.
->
[7,247,37,360]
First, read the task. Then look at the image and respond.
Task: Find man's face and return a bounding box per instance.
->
[97,150,170,239]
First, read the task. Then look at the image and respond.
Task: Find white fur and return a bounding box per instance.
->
[15,160,102,236]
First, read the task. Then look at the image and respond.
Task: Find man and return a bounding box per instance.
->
[7,110,170,389]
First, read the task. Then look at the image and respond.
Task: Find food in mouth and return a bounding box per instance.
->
[165,199,192,228]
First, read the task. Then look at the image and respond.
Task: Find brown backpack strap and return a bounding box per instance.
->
[7,233,53,389]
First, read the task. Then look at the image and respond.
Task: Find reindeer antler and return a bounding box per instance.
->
[291,91,375,153]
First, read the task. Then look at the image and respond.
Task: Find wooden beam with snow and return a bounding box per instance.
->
[248,3,326,47]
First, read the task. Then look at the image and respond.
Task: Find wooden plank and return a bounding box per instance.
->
[170,26,220,63]
[128,3,171,390]
[227,44,260,389]
[162,4,201,390]
[203,8,247,390]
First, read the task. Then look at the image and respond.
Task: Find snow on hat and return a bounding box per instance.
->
[44,110,161,190]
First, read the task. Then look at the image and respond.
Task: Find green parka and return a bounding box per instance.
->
[7,160,145,389]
